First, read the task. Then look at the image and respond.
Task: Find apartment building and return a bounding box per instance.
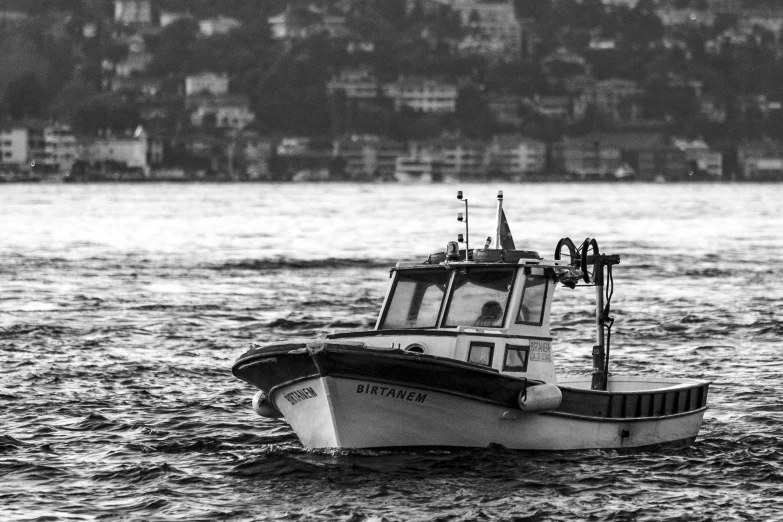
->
[488,135,546,176]
[553,136,622,178]
[114,0,152,26]
[29,124,78,174]
[327,69,380,101]
[186,73,230,97]
[332,135,406,180]
[0,127,28,166]
[383,77,458,113]
[188,94,255,129]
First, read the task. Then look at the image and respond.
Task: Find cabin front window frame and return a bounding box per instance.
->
[440,266,517,329]
[515,269,549,326]
[378,267,451,330]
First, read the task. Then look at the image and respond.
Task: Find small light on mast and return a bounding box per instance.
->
[497,190,503,200]
[457,191,463,200]
[457,212,464,222]
[458,233,464,243]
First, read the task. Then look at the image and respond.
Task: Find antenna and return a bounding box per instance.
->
[457,191,469,260]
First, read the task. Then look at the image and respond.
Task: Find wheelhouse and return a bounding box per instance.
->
[376,262,557,338]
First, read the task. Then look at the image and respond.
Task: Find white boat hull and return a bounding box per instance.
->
[273,376,706,450]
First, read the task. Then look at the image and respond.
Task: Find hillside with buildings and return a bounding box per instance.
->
[1,0,783,182]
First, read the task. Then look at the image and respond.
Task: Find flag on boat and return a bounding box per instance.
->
[497,208,515,250]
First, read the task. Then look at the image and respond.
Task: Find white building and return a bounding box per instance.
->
[186,73,230,97]
[114,53,153,77]
[450,0,522,55]
[114,0,152,25]
[29,124,78,174]
[80,126,149,176]
[199,16,242,37]
[332,135,406,179]
[383,77,458,113]
[414,136,487,179]
[327,69,380,101]
[394,150,444,183]
[0,127,29,166]
[189,95,255,129]
[160,11,191,27]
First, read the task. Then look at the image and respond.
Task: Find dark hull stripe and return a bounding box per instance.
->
[233,342,710,421]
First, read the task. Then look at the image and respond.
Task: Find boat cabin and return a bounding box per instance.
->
[327,253,581,384]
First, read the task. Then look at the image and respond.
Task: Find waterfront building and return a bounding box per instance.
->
[394,147,444,183]
[383,77,458,113]
[738,142,783,180]
[673,138,723,178]
[29,124,77,175]
[332,135,405,180]
[413,135,487,180]
[186,73,230,97]
[236,132,273,180]
[79,126,149,177]
[0,127,29,167]
[581,132,687,181]
[487,135,546,176]
[553,136,622,179]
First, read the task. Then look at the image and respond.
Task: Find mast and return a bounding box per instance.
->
[495,190,503,249]
[591,263,607,391]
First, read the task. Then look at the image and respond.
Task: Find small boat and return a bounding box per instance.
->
[233,191,710,450]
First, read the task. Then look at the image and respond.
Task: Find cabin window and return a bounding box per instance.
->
[380,269,450,329]
[516,274,548,325]
[442,268,515,328]
[468,342,494,366]
[503,344,529,372]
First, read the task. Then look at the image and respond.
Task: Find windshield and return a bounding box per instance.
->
[517,272,548,325]
[380,269,450,329]
[442,268,516,328]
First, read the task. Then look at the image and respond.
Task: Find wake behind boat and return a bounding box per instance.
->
[232,191,710,450]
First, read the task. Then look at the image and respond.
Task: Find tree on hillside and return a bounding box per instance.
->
[3,73,46,119]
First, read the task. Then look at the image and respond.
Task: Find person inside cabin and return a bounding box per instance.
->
[475,300,503,327]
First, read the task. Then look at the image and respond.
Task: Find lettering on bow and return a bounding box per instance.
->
[356,384,427,403]
[284,387,318,405]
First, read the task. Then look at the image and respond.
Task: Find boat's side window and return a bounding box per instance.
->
[503,344,529,372]
[380,269,450,329]
[468,342,494,366]
[516,274,548,325]
[442,268,516,328]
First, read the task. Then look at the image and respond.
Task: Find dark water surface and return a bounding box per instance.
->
[1,183,781,521]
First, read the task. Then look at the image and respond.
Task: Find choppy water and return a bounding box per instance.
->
[1,182,782,521]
